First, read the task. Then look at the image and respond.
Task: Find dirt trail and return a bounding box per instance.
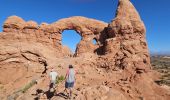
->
[16,56,100,100]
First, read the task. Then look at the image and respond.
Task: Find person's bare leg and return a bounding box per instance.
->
[64,88,69,98]
[64,88,68,93]
[69,88,72,99]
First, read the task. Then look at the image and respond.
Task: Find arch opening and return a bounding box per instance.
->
[62,30,81,56]
[92,38,97,45]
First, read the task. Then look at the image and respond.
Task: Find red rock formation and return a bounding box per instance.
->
[0,0,170,100]
[3,16,107,56]
[104,0,151,76]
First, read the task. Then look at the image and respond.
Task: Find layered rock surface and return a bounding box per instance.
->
[103,0,151,80]
[0,0,170,100]
[3,16,108,56]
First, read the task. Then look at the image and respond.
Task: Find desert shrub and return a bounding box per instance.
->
[21,80,37,93]
[6,80,37,100]
[152,56,170,86]
[58,64,62,68]
[56,75,65,84]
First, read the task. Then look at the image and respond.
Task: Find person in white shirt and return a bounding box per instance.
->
[49,67,58,90]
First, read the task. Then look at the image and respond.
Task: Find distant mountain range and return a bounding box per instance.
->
[151,51,170,56]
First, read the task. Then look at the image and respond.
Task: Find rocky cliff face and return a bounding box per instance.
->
[103,0,151,80]
[0,0,170,100]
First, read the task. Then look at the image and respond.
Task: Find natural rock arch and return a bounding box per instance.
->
[1,0,170,100]
[42,16,108,56]
[3,16,108,56]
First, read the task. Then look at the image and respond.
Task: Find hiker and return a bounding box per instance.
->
[64,65,76,99]
[48,67,58,91]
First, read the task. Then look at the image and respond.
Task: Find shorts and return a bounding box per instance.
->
[65,82,74,88]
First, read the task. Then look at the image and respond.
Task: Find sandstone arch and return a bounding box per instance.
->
[42,16,108,56]
[1,0,170,100]
[3,16,108,56]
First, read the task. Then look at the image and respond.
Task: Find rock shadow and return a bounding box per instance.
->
[33,89,69,100]
[56,92,69,99]
[33,89,55,100]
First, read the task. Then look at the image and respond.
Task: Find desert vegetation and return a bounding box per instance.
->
[151,55,170,86]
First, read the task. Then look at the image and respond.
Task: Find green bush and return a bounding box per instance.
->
[6,80,37,100]
[21,80,37,93]
[56,75,65,84]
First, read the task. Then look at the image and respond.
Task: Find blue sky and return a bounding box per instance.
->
[0,0,170,53]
